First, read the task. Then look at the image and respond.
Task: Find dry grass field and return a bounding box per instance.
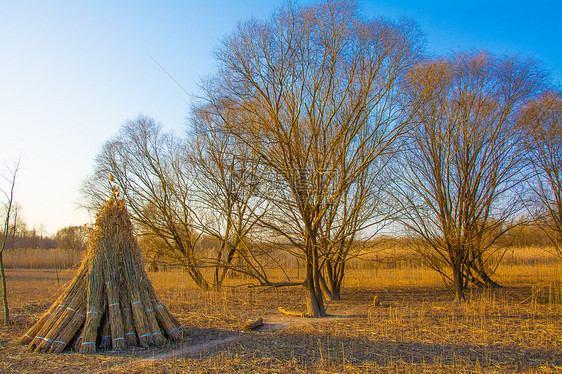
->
[1,247,561,373]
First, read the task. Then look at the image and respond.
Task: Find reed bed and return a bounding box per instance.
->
[3,248,84,269]
[1,242,560,372]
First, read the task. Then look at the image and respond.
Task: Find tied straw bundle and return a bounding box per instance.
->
[20,186,183,353]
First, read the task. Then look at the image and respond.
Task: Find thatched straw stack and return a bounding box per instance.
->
[20,188,183,353]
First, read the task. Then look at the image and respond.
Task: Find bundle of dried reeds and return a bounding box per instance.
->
[20,188,184,354]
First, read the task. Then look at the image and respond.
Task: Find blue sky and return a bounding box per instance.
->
[1,0,561,234]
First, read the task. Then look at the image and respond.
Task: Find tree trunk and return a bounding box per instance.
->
[471,257,503,289]
[453,264,466,302]
[480,273,503,288]
[304,248,326,317]
[330,280,341,300]
[148,254,159,272]
[185,264,209,291]
[213,245,224,289]
[318,273,333,300]
[331,260,344,301]
[0,252,9,324]
[1,162,17,325]
[305,283,324,317]
[320,261,342,301]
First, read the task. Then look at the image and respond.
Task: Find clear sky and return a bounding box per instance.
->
[1,0,561,234]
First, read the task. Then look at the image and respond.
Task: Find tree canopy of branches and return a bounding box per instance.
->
[54,225,88,251]
[82,116,211,289]
[190,122,283,289]
[196,1,423,316]
[83,116,283,291]
[520,91,562,258]
[390,52,546,301]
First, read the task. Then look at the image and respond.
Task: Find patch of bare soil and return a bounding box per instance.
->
[147,303,367,361]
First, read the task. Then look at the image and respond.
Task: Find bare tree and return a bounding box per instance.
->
[82,116,210,289]
[1,160,19,324]
[391,52,546,301]
[83,115,278,290]
[190,116,284,289]
[520,91,562,258]
[197,1,422,316]
[55,225,88,251]
[3,202,23,251]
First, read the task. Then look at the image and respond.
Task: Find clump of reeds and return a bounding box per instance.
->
[19,185,183,353]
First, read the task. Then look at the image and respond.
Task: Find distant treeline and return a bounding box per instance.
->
[1,221,553,253]
[1,225,87,251]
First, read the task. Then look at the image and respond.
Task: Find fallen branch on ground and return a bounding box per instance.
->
[243,318,263,330]
[277,307,304,317]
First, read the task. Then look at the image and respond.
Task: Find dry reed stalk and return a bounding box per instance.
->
[72,325,85,351]
[29,266,89,350]
[106,298,125,350]
[34,289,86,352]
[80,246,105,354]
[153,300,183,341]
[121,242,153,346]
[19,303,60,345]
[28,304,67,349]
[48,303,86,353]
[99,315,111,350]
[130,298,153,347]
[132,243,172,345]
[99,232,125,350]
[119,286,138,346]
[136,272,166,345]
[141,296,167,346]
[21,258,89,346]
[145,282,183,341]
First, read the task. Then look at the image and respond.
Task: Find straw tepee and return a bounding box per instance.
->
[20,187,183,353]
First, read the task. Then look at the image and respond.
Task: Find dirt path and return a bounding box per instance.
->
[147,304,369,361]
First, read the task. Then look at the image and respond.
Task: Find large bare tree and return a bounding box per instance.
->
[197,1,422,316]
[519,91,562,258]
[391,52,546,301]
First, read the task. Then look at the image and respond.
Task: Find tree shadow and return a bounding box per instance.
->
[171,327,561,371]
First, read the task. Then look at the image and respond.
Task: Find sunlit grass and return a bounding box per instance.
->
[1,246,560,373]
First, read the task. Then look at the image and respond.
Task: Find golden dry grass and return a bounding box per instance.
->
[0,247,561,373]
[3,248,84,269]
